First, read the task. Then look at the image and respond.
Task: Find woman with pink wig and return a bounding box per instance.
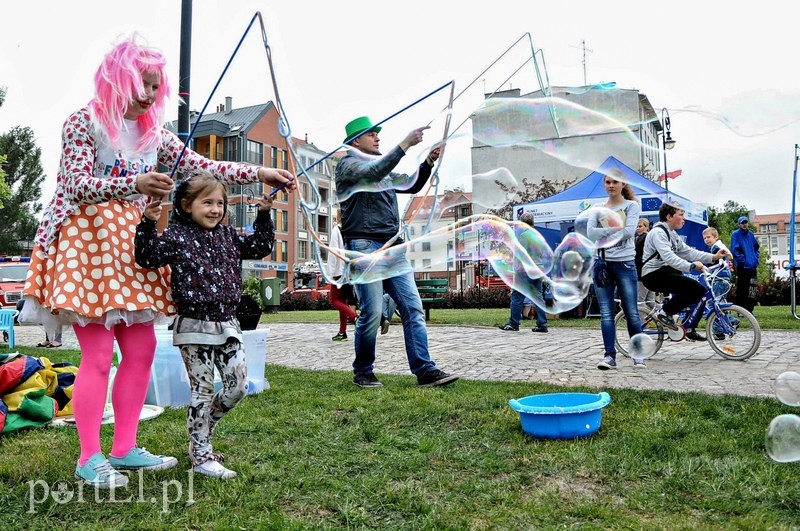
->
[22,34,296,488]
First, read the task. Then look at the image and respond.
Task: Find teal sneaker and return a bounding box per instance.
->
[109,447,178,471]
[75,453,129,489]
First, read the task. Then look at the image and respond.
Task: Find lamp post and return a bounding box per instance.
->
[660,107,676,193]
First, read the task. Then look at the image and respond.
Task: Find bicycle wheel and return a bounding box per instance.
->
[706,304,761,360]
[614,308,664,358]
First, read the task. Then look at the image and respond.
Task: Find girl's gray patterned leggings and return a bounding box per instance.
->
[179,338,248,466]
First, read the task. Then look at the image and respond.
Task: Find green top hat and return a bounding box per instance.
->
[343,116,381,144]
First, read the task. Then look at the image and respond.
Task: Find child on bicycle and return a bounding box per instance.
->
[702,227,733,339]
[640,203,731,340]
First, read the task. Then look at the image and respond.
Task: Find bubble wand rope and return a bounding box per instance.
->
[302,81,456,267]
[416,34,556,236]
[268,80,455,199]
[167,12,264,184]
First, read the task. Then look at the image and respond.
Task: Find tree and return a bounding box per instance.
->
[485,175,577,220]
[0,125,45,254]
[0,88,10,207]
[707,200,770,281]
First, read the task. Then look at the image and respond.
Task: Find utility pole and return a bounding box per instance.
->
[177,0,192,147]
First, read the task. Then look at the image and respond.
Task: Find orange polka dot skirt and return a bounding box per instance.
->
[24,200,177,322]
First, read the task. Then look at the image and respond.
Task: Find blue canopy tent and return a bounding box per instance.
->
[513,156,708,250]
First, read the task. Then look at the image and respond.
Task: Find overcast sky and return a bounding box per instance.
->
[2,0,798,217]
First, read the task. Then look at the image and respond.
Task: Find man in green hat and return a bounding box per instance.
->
[335,116,457,388]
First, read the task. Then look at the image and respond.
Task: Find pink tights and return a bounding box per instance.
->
[72,322,156,465]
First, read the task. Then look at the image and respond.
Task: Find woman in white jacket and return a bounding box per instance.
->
[326,211,358,340]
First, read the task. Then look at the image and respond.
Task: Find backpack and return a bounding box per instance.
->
[635,224,669,279]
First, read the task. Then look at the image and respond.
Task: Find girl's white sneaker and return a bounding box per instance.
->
[193,460,237,479]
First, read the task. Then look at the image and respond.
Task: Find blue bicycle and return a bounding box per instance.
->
[614,262,761,361]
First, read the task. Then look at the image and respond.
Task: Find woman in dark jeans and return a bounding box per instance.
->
[587,175,646,370]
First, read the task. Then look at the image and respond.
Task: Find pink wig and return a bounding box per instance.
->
[88,34,172,153]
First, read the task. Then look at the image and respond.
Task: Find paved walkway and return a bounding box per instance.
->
[15,321,798,398]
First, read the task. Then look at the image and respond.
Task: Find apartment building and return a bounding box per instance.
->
[753,213,800,278]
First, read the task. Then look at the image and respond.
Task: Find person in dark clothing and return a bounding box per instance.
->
[135,172,274,480]
[641,203,730,338]
[730,216,760,313]
[335,116,457,388]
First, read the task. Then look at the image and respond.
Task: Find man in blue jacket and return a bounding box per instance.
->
[730,216,760,312]
[335,116,457,389]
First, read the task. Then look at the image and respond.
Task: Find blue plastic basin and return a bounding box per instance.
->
[508,392,611,439]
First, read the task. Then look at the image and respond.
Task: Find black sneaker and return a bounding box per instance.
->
[654,310,679,331]
[531,326,548,333]
[353,373,383,388]
[685,329,706,341]
[380,317,390,335]
[417,369,459,387]
[498,324,519,331]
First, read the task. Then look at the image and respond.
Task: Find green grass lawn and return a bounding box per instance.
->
[262,304,800,330]
[2,307,800,528]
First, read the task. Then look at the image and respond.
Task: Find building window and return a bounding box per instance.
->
[762,223,778,233]
[271,146,278,168]
[317,215,328,234]
[410,259,415,269]
[271,240,287,262]
[410,243,416,252]
[771,236,778,250]
[423,259,431,268]
[422,242,431,252]
[298,241,307,260]
[276,209,288,233]
[409,225,415,236]
[246,140,263,165]
[226,137,240,161]
[460,207,470,217]
[297,214,306,230]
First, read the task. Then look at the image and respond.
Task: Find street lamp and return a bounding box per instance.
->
[660,107,676,192]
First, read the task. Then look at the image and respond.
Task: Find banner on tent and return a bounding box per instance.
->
[518,194,706,225]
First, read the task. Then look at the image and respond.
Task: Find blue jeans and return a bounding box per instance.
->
[346,239,437,377]
[595,259,642,358]
[508,282,547,329]
[383,293,397,323]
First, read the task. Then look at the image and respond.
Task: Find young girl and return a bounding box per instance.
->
[135,173,274,479]
[587,176,645,370]
[21,35,295,488]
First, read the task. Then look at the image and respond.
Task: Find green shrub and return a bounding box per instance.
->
[755,275,791,306]
[444,286,510,309]
[280,291,332,311]
[242,277,265,310]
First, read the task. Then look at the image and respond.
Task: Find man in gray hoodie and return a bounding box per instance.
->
[640,203,730,338]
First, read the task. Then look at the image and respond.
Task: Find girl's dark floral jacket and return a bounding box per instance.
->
[135,208,274,322]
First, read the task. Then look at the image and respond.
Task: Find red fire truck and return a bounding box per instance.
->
[0,256,30,310]
[474,259,508,289]
[292,261,331,300]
